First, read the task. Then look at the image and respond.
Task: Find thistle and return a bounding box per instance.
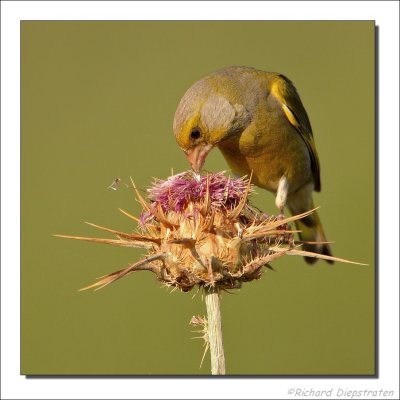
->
[55,170,362,374]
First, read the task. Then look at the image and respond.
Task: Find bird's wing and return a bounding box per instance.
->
[270,74,321,192]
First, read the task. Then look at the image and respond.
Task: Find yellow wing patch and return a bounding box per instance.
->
[282,103,299,129]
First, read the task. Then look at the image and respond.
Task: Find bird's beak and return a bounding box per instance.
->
[185,143,213,173]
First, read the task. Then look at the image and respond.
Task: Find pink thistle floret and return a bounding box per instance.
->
[140,171,254,225]
[148,171,251,211]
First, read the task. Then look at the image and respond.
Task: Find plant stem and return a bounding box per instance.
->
[204,287,226,375]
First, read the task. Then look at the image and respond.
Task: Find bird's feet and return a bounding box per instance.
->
[275,211,295,247]
[277,210,285,219]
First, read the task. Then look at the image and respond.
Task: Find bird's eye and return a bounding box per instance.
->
[190,128,201,140]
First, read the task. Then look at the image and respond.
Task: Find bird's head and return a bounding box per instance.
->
[173,79,250,173]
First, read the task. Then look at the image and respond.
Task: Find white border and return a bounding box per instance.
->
[1,1,399,399]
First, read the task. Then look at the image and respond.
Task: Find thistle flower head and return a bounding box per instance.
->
[56,171,362,292]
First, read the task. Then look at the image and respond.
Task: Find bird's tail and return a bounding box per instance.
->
[290,203,333,264]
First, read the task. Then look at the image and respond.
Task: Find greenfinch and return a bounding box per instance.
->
[173,66,332,263]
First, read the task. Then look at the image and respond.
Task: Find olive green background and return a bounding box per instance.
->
[21,21,375,375]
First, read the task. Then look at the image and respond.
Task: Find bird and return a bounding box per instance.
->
[173,66,332,264]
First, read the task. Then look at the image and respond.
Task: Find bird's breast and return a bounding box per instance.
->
[218,122,312,193]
